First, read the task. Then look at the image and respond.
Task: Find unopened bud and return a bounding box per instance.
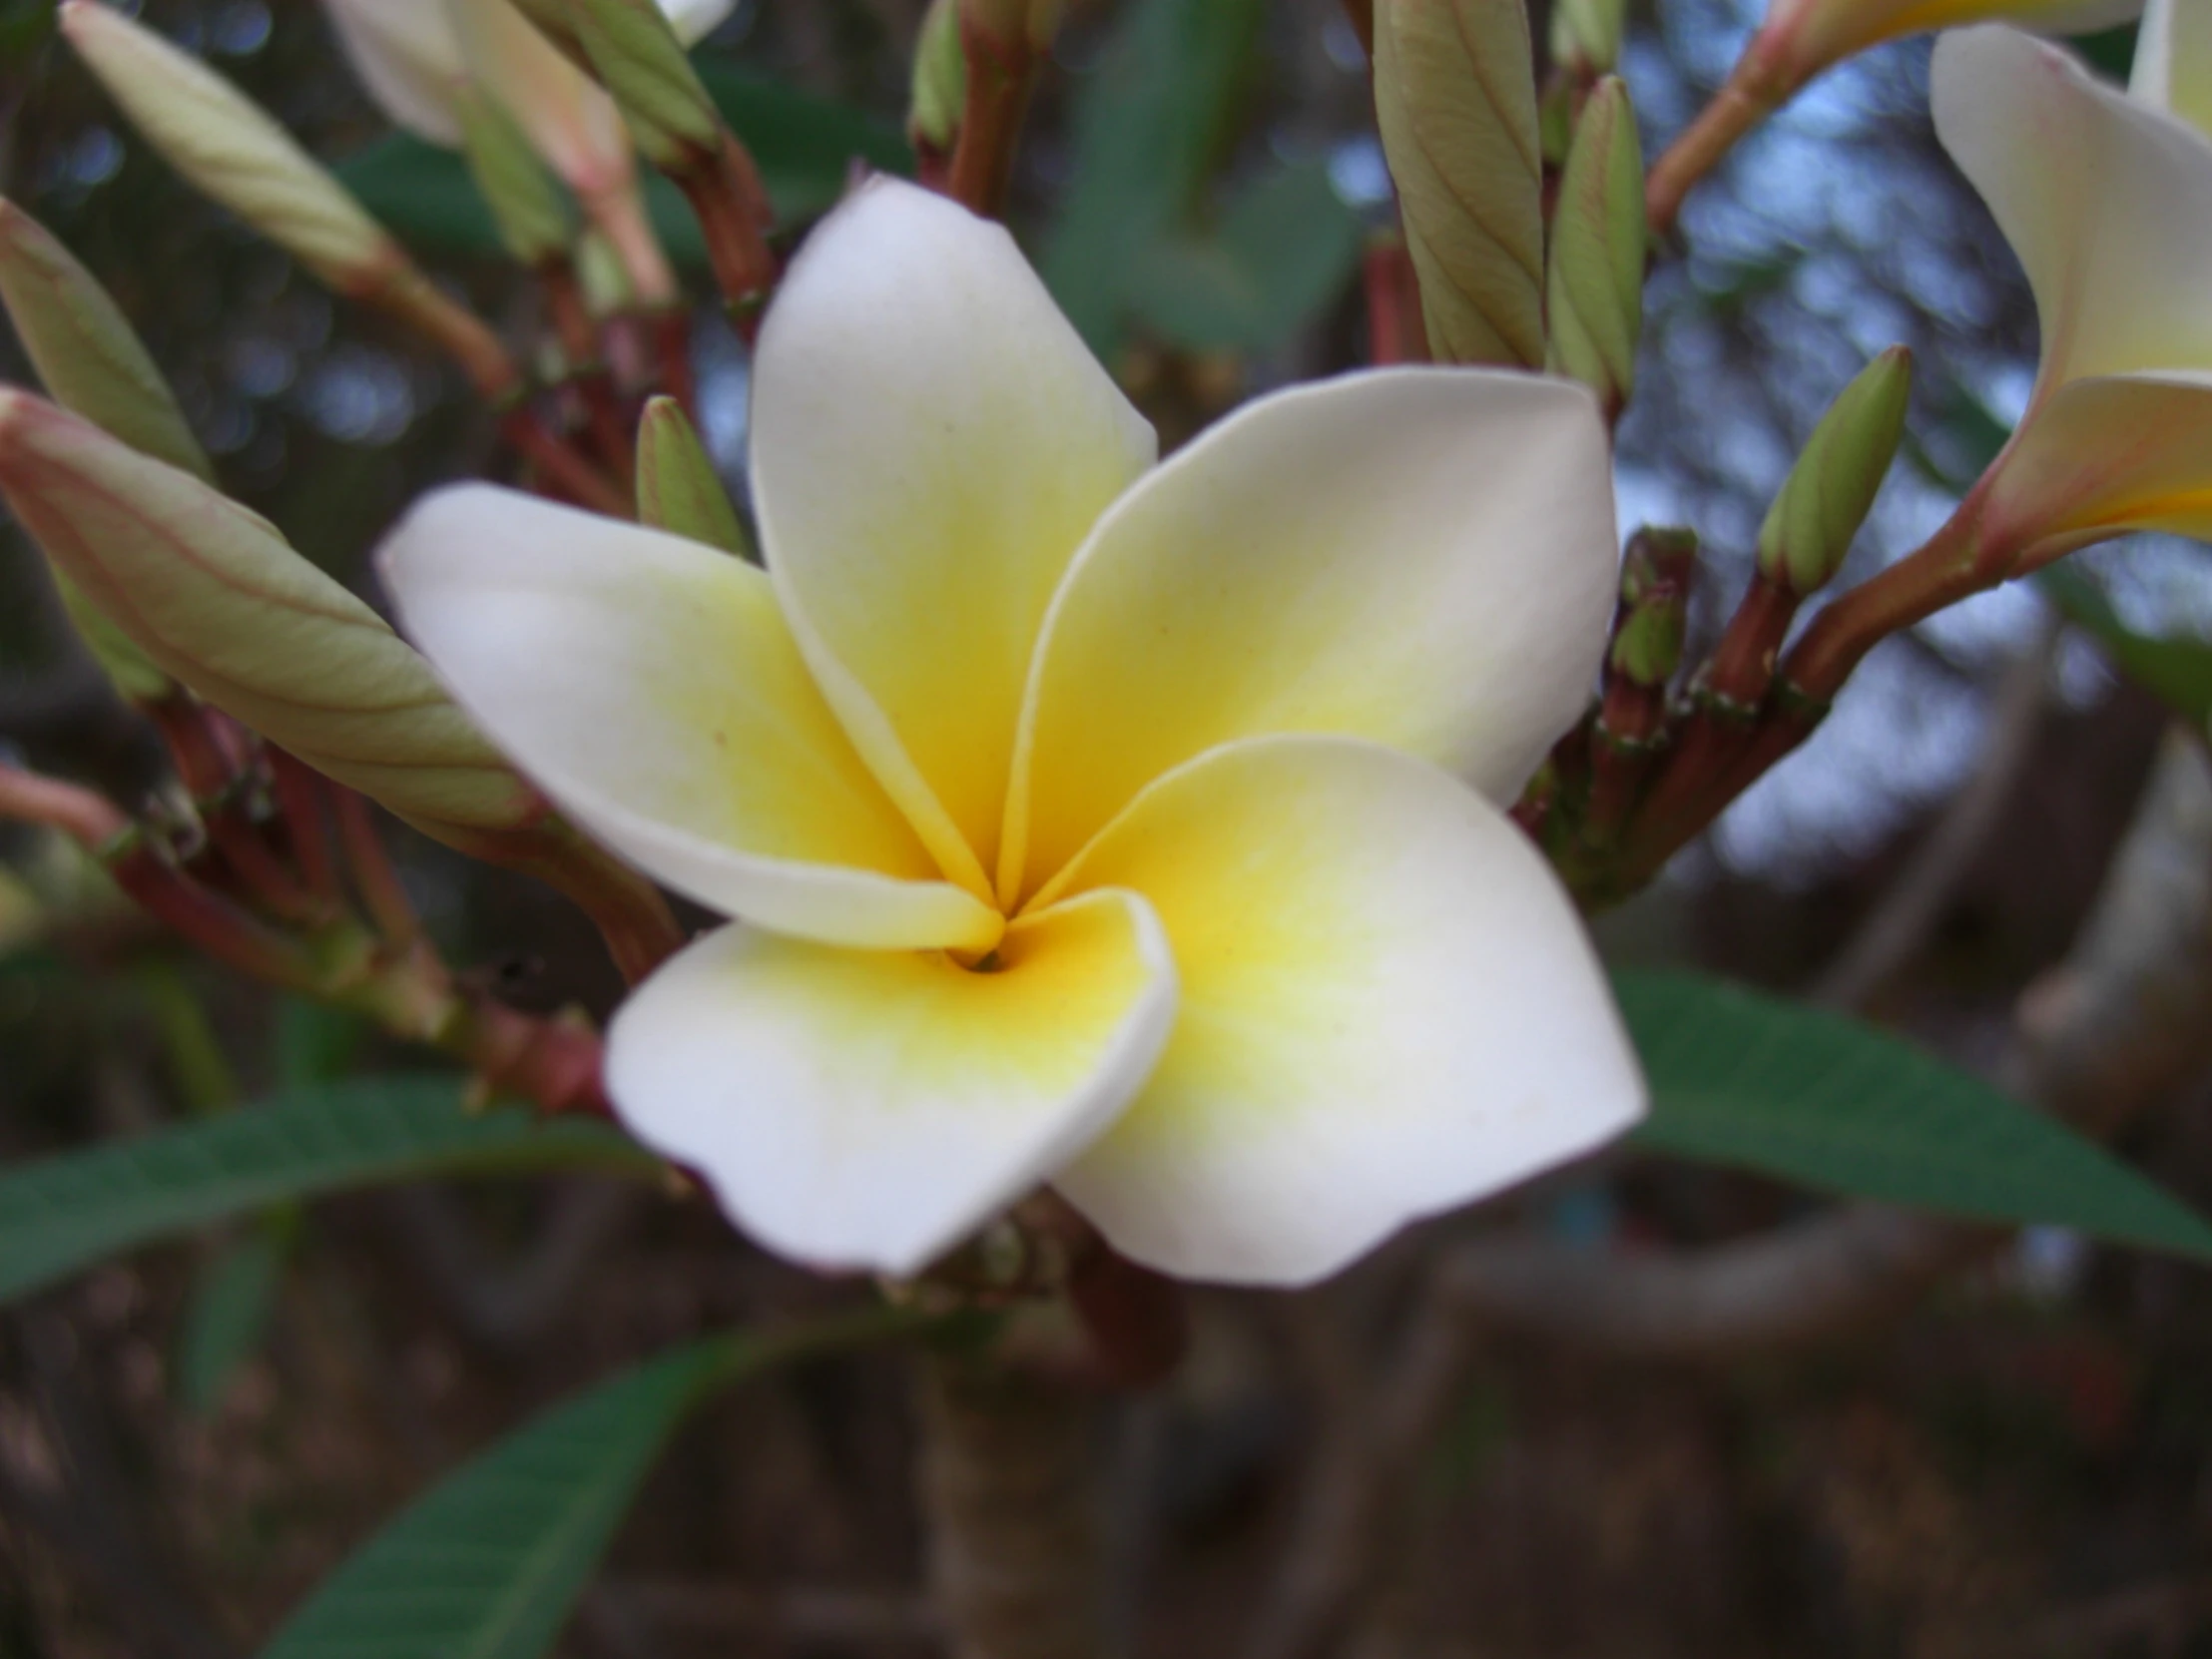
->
[62,2,519,398]
[1373,0,1545,367]
[1610,527,1697,688]
[561,0,723,170]
[0,391,541,840]
[0,200,207,702]
[319,0,468,146]
[1549,0,1627,79]
[1545,77,1645,418]
[636,396,752,557]
[910,0,967,156]
[453,84,575,265]
[1757,346,1913,596]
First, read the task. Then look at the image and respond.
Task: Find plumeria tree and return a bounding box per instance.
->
[3,0,2212,1652]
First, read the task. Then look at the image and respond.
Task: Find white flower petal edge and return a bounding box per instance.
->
[606,889,1179,1277]
[1984,370,2212,555]
[1932,25,2212,392]
[377,485,1003,952]
[752,178,1157,893]
[1004,368,1618,905]
[662,0,737,43]
[1040,735,1647,1288]
[320,0,466,146]
[2132,0,2212,139]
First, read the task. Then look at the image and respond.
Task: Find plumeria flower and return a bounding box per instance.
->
[377,179,1645,1287]
[1930,3,2212,567]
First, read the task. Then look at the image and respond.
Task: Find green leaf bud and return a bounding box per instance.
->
[560,0,722,170]
[454,84,576,266]
[1757,346,1914,596]
[1545,77,1646,418]
[910,0,967,155]
[0,391,542,842]
[637,396,753,558]
[1373,0,1546,367]
[1549,0,1627,79]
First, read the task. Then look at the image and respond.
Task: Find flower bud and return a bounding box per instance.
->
[1545,77,1645,419]
[453,83,575,265]
[1549,0,1627,79]
[636,395,753,557]
[1757,346,1913,596]
[0,391,542,840]
[0,200,211,702]
[909,0,966,156]
[560,0,723,170]
[62,2,520,399]
[1373,0,1546,367]
[1609,527,1698,687]
[318,0,467,146]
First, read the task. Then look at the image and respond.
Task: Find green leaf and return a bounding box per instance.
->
[335,63,907,264]
[1041,0,1267,353]
[177,1224,289,1411]
[260,1308,936,1659]
[1127,160,1365,352]
[2037,564,2212,726]
[0,1077,653,1306]
[1620,971,2212,1261]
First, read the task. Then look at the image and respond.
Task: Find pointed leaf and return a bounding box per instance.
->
[260,1309,938,1659]
[0,1077,652,1306]
[1621,971,2212,1261]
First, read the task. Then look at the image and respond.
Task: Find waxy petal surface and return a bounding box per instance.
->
[2133,0,2212,140]
[1933,25,2212,390]
[606,890,1178,1276]
[379,486,1002,950]
[1041,736,1645,1287]
[1006,368,1616,903]
[752,179,1156,892]
[1985,371,2212,557]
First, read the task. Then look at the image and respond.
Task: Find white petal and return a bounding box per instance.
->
[1004,368,1617,905]
[660,0,736,44]
[319,0,466,146]
[1984,369,2212,557]
[1042,735,1646,1288]
[1933,25,2212,389]
[606,891,1178,1277]
[2131,0,2212,140]
[752,177,1156,892]
[377,485,1001,951]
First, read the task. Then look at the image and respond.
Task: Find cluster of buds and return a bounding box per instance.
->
[0,0,830,1109]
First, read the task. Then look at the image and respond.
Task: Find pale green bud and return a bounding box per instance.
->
[1544,78,1645,417]
[910,0,967,155]
[1373,0,1546,368]
[1757,346,1914,596]
[0,199,210,703]
[0,391,542,840]
[636,396,753,558]
[560,0,722,170]
[453,84,575,265]
[60,2,518,398]
[62,2,396,290]
[1609,527,1698,688]
[1549,0,1627,78]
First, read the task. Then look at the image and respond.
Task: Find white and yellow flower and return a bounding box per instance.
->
[376,179,1644,1287]
[1932,2,2212,566]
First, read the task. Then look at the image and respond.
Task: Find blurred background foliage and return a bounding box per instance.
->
[4,0,2212,1655]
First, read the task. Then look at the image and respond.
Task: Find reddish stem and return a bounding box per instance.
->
[539,258,638,488]
[1363,238,1428,366]
[648,307,698,422]
[674,133,780,331]
[948,18,1037,220]
[499,405,633,519]
[332,788,423,944]
[1644,42,1794,236]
